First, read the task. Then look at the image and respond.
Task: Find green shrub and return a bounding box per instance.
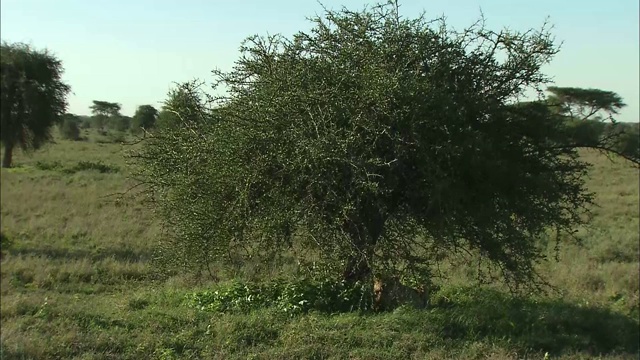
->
[185,278,373,316]
[34,160,64,171]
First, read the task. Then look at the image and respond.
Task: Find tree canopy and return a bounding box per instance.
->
[155,80,213,130]
[131,105,159,133]
[0,41,71,167]
[90,100,121,117]
[547,86,626,119]
[130,2,631,296]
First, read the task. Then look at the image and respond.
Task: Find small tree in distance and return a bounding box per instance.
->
[90,100,121,132]
[130,2,632,300]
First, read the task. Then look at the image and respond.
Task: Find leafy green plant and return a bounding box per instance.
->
[185,278,373,316]
[34,160,64,171]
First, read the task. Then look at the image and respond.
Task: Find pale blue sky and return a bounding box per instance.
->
[1,0,638,122]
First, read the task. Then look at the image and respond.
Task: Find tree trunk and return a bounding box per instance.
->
[342,254,373,284]
[2,143,14,168]
[341,207,386,284]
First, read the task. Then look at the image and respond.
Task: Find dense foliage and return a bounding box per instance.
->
[131,105,158,134]
[130,2,631,296]
[155,80,213,130]
[0,41,71,167]
[186,278,373,315]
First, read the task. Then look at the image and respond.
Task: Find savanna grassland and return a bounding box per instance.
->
[1,129,638,360]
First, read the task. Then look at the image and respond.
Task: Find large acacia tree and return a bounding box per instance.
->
[0,42,71,167]
[131,2,628,292]
[89,100,122,131]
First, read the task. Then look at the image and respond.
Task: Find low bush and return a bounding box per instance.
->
[34,160,64,171]
[185,278,373,315]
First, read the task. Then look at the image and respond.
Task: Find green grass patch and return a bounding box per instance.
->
[34,159,119,174]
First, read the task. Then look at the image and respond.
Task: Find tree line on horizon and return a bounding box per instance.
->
[1,41,638,169]
[57,100,176,141]
[52,85,208,143]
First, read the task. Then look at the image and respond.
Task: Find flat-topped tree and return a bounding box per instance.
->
[0,42,71,168]
[547,86,626,121]
[546,86,638,164]
[90,100,122,131]
[132,1,607,296]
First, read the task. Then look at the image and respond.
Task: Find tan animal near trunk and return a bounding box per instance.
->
[372,275,429,311]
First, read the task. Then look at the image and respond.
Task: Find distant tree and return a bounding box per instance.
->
[547,87,638,164]
[131,105,158,134]
[131,2,632,300]
[156,81,212,130]
[90,100,121,131]
[0,41,71,167]
[547,87,626,120]
[58,113,81,140]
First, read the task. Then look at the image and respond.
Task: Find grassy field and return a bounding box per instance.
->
[1,129,638,359]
